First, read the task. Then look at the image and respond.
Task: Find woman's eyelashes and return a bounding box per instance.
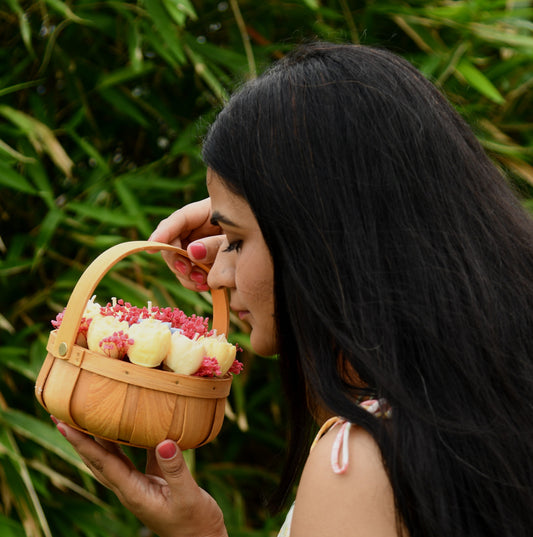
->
[223,239,242,253]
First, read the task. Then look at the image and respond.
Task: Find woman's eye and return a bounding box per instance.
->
[223,240,242,253]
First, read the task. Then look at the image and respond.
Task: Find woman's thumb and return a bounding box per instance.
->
[155,440,192,487]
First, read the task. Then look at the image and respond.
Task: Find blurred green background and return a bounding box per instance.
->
[1,1,532,535]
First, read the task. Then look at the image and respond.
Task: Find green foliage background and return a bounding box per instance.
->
[0,1,532,535]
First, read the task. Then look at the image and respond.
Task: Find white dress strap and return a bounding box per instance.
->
[330,420,352,474]
[277,503,294,537]
[276,399,391,536]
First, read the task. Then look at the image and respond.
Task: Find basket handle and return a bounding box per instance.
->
[53,241,229,361]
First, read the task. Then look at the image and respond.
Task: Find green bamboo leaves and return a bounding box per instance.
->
[0,106,73,177]
[388,0,533,186]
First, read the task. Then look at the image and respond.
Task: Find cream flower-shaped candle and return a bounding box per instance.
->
[84,295,102,319]
[127,318,171,367]
[164,332,206,375]
[87,315,129,358]
[200,334,237,375]
[77,296,102,344]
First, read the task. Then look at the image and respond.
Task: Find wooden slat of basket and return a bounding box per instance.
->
[35,353,55,408]
[198,398,227,447]
[128,388,179,447]
[167,394,187,444]
[118,384,141,442]
[41,359,82,425]
[71,370,128,440]
[178,397,218,450]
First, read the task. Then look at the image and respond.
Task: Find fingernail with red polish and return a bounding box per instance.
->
[189,242,207,260]
[157,440,177,460]
[196,283,209,292]
[56,424,67,438]
[190,270,205,284]
[174,260,187,274]
[50,415,58,425]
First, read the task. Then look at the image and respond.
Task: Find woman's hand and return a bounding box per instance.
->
[55,420,227,537]
[148,198,226,292]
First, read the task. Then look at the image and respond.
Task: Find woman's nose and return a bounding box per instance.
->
[207,251,235,290]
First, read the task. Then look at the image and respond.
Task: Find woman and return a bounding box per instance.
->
[57,43,533,537]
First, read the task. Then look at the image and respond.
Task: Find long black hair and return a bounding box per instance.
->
[202,43,533,537]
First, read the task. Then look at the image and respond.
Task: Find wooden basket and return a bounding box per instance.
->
[35,241,232,449]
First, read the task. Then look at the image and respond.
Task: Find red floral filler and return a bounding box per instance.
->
[100,300,148,325]
[99,331,134,360]
[98,301,212,338]
[78,316,93,338]
[193,357,222,378]
[153,307,212,338]
[51,311,64,329]
[52,310,92,338]
[228,360,244,375]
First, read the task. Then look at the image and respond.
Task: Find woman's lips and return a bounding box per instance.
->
[230,303,250,321]
[232,308,250,320]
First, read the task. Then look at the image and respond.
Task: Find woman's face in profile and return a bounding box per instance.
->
[206,169,278,357]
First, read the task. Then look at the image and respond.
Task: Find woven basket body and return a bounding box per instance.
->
[35,241,232,449]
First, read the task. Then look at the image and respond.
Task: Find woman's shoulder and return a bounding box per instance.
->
[290,421,399,537]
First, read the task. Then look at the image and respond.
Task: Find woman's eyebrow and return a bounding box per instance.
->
[210,210,238,227]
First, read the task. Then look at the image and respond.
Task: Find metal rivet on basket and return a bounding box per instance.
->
[58,342,68,356]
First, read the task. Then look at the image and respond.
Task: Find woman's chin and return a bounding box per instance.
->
[249,331,278,358]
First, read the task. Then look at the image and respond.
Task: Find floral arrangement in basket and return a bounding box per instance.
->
[51,296,243,378]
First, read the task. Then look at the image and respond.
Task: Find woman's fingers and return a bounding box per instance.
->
[145,449,164,479]
[57,423,194,501]
[56,422,133,490]
[149,198,216,247]
[94,436,137,472]
[187,236,226,265]
[147,197,227,291]
[162,235,226,291]
[57,423,171,512]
